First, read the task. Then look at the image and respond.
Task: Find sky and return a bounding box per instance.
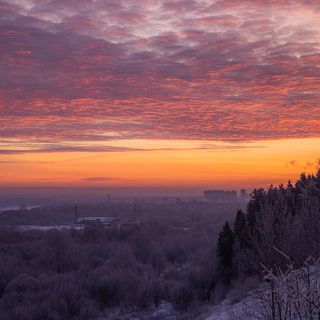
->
[0,0,320,195]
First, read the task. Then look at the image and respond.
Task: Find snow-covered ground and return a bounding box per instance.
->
[201,303,230,320]
[202,260,320,320]
[199,298,249,320]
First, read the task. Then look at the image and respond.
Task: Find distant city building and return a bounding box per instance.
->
[204,190,237,202]
[239,189,250,201]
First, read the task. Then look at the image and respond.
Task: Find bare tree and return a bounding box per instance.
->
[228,249,320,320]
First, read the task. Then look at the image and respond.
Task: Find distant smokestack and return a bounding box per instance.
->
[133,202,136,222]
[75,205,78,224]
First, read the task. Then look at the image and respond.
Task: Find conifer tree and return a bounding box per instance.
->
[217,221,234,284]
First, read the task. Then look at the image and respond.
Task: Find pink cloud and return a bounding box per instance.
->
[0,0,319,151]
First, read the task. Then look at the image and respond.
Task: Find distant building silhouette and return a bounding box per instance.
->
[204,190,237,202]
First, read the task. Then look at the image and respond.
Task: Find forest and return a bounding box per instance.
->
[0,170,319,319]
[218,169,320,280]
[0,201,240,319]
[217,169,320,319]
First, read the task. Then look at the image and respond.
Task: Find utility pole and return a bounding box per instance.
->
[133,202,136,222]
[74,205,78,225]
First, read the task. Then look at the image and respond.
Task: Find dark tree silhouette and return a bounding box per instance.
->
[224,169,320,280]
[233,210,248,248]
[217,221,234,284]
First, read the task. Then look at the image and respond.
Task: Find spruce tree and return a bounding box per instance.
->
[217,221,234,284]
[233,210,248,248]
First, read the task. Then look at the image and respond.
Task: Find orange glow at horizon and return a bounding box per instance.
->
[0,138,319,192]
[1,0,320,195]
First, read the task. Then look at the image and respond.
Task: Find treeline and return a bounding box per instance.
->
[0,201,243,226]
[217,169,320,284]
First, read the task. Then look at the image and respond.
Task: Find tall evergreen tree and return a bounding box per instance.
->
[233,210,248,248]
[217,222,234,284]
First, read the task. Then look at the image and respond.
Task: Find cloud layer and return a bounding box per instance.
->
[1,0,320,151]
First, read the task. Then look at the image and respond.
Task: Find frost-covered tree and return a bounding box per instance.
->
[229,251,320,320]
[225,169,320,279]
